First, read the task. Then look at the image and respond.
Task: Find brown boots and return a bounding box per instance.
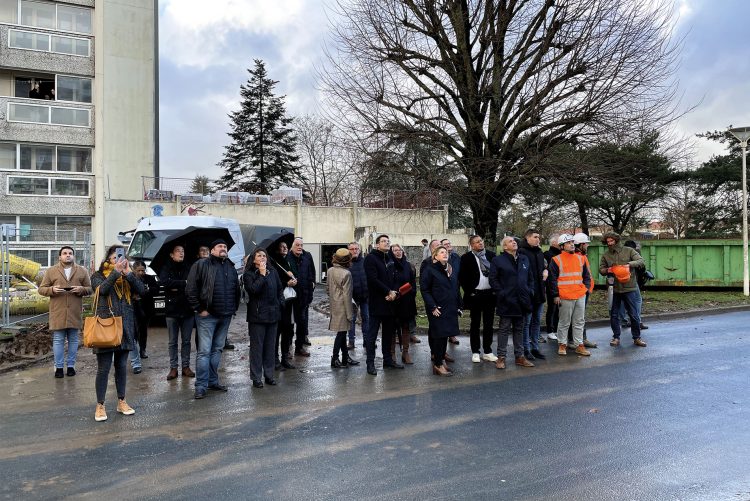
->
[401,328,412,364]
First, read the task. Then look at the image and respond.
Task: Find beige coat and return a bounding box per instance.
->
[327,264,353,332]
[38,263,92,330]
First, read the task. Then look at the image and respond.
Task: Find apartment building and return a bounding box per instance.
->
[0,0,155,267]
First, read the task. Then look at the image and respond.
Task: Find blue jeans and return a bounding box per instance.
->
[610,290,642,340]
[348,301,370,344]
[129,339,142,369]
[52,328,79,369]
[523,303,545,352]
[195,314,231,391]
[618,288,643,324]
[167,315,195,369]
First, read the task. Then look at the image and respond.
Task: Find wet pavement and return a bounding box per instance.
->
[1,300,749,500]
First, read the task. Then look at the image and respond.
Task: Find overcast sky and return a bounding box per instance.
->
[157,0,750,181]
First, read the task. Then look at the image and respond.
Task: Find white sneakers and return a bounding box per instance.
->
[482,353,498,362]
[471,353,481,363]
[547,333,558,341]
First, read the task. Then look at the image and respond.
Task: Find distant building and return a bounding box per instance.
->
[0,0,156,266]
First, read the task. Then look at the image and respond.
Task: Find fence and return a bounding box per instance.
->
[1,225,91,327]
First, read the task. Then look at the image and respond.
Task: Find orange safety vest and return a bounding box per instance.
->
[553,252,587,300]
[576,250,595,293]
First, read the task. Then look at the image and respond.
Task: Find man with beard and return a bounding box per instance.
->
[186,239,240,399]
[517,229,547,361]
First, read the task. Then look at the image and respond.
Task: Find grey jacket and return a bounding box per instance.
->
[599,244,645,293]
[90,270,145,354]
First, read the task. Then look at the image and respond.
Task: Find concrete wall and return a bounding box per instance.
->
[0,24,95,77]
[0,96,95,145]
[93,0,155,262]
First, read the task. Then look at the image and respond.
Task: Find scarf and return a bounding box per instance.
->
[472,249,491,277]
[102,262,131,304]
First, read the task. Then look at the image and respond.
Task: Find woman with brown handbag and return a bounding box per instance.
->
[90,245,145,422]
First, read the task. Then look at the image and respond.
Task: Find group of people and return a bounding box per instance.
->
[39,228,649,421]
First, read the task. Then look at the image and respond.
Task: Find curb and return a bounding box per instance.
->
[580,303,750,329]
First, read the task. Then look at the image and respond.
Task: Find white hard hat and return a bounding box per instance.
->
[558,233,575,245]
[573,232,590,244]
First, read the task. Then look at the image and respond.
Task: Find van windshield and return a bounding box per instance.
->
[128,230,173,260]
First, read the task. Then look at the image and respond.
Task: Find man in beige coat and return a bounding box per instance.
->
[39,246,92,378]
[328,248,360,368]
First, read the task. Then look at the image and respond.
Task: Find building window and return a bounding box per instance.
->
[8,102,50,123]
[0,0,18,24]
[50,106,89,126]
[20,144,55,171]
[12,249,51,266]
[57,147,91,173]
[8,30,50,51]
[19,0,55,30]
[9,29,90,57]
[50,35,89,57]
[7,176,89,197]
[18,215,55,241]
[8,176,49,195]
[19,0,92,35]
[51,177,88,196]
[0,143,92,173]
[56,75,91,103]
[0,143,16,170]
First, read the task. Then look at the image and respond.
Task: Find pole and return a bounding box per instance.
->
[742,141,749,296]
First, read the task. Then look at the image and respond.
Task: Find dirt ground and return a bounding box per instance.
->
[0,323,53,368]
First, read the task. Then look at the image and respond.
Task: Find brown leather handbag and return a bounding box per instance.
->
[83,287,123,348]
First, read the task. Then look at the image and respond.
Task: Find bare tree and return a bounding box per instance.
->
[321,0,681,245]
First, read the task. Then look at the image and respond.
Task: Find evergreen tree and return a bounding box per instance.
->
[217,60,299,194]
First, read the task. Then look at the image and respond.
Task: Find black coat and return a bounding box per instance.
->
[517,240,546,305]
[243,266,284,324]
[489,252,532,317]
[158,259,192,317]
[364,249,397,316]
[420,262,462,338]
[543,246,561,295]
[287,250,316,306]
[389,252,417,321]
[458,249,496,308]
[186,255,240,317]
[349,255,369,304]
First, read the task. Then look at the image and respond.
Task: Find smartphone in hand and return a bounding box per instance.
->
[62,287,74,291]
[115,248,125,260]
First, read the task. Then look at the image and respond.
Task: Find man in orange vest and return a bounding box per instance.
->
[548,234,592,356]
[562,232,598,349]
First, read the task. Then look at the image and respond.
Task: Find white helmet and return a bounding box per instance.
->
[557,233,575,245]
[573,232,590,244]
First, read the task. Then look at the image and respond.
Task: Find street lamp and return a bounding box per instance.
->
[728,126,750,296]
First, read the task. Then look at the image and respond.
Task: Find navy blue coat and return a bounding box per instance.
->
[420,262,462,338]
[364,249,397,316]
[349,255,369,304]
[489,252,532,317]
[243,266,284,324]
[287,250,316,306]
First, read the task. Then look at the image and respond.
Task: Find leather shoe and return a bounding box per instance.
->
[515,356,535,367]
[383,360,405,369]
[331,357,344,369]
[224,342,235,350]
[366,364,377,375]
[133,367,142,374]
[182,367,195,378]
[410,335,421,343]
[448,336,459,345]
[252,380,264,388]
[583,339,598,348]
[530,349,546,360]
[208,383,228,392]
[639,323,649,330]
[633,337,647,347]
[346,357,360,366]
[495,358,506,370]
[166,368,178,380]
[295,348,311,357]
[432,364,452,377]
[264,378,277,385]
[140,352,148,359]
[303,336,312,346]
[194,389,206,399]
[444,353,455,363]
[281,359,296,369]
[66,367,76,376]
[524,350,535,361]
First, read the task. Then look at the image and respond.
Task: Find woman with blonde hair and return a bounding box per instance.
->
[90,245,145,422]
[420,246,462,376]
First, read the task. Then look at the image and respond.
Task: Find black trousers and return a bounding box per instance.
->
[95,350,128,403]
[275,301,294,360]
[249,322,277,382]
[333,331,350,360]
[365,314,395,365]
[432,337,448,366]
[545,289,559,333]
[468,290,495,354]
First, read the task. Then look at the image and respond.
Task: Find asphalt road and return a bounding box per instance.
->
[1,306,749,501]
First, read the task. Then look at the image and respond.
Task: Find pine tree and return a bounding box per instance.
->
[217,59,299,194]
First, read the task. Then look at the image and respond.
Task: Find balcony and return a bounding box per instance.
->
[0,96,94,145]
[0,24,93,76]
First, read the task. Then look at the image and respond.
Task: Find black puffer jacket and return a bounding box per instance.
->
[517,239,546,305]
[243,266,284,324]
[186,255,239,317]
